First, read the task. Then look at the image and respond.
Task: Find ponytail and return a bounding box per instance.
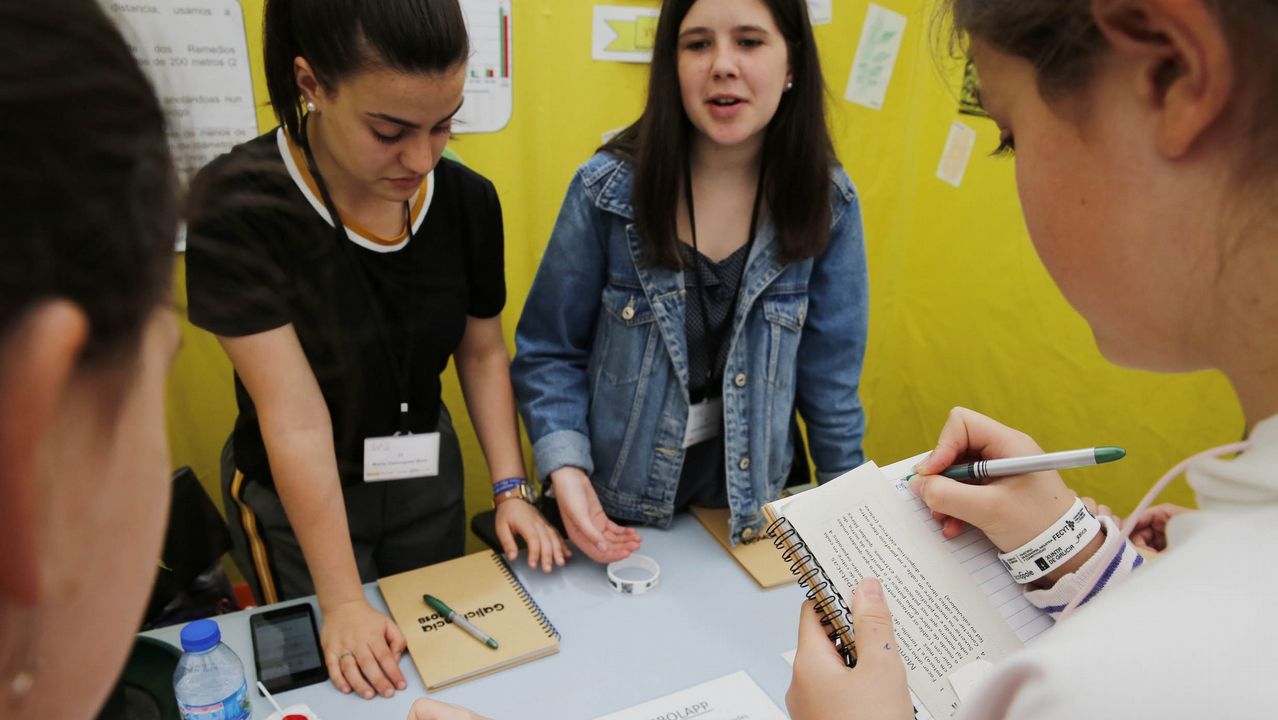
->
[263,0,304,140]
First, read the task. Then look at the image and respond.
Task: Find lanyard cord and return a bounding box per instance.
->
[681,151,766,395]
[1059,439,1252,620]
[299,117,416,433]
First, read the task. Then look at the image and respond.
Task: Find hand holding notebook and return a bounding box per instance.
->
[766,455,1054,718]
[787,578,913,720]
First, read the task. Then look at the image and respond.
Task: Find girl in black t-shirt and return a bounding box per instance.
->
[185,0,565,702]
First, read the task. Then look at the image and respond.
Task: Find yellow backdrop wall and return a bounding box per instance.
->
[166,0,1243,562]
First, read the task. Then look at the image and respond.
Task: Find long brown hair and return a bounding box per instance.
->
[603,0,837,269]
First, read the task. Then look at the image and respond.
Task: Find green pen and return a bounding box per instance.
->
[423,594,499,650]
[907,447,1126,483]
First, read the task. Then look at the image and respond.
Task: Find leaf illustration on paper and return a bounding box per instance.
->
[853,16,897,90]
[845,4,907,109]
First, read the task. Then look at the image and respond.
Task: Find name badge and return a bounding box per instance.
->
[683,397,723,448]
[363,432,440,482]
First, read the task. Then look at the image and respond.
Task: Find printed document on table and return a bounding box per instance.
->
[592,671,786,720]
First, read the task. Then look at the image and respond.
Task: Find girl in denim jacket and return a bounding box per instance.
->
[511,0,868,563]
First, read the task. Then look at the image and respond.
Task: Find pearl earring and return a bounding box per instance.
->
[3,609,39,706]
[305,100,316,112]
[7,670,34,701]
[785,81,794,91]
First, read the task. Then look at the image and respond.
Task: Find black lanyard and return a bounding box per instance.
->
[299,118,416,433]
[682,151,766,395]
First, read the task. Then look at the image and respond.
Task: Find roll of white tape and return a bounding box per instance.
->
[607,553,660,594]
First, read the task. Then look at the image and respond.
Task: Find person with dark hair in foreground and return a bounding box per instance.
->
[0,0,180,717]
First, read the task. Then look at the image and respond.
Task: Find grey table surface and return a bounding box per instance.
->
[144,513,806,718]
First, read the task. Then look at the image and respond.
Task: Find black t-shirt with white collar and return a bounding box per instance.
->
[186,129,505,490]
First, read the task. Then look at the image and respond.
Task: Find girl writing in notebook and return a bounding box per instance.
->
[184,0,565,702]
[511,0,868,557]
[787,0,1278,717]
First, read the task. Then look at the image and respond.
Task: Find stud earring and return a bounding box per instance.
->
[305,100,316,112]
[7,670,34,702]
[3,608,39,707]
[785,81,794,91]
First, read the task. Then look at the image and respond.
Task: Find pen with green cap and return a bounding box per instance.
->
[423,594,499,650]
[906,446,1126,483]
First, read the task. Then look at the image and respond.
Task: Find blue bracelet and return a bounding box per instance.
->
[492,477,525,496]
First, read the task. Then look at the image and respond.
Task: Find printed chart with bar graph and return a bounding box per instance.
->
[455,0,513,134]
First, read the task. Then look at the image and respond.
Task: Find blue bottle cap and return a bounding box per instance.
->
[179,618,222,653]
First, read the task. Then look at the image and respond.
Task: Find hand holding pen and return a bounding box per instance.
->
[424,594,499,650]
[906,408,1123,562]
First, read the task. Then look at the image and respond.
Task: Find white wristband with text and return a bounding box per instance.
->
[606,553,661,595]
[998,498,1102,584]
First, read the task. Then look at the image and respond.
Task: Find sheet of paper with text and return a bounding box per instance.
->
[781,455,1051,718]
[592,671,786,720]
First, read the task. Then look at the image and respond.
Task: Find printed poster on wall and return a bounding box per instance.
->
[593,5,661,64]
[456,0,514,133]
[844,3,907,110]
[105,0,257,186]
[807,0,832,25]
[936,121,977,188]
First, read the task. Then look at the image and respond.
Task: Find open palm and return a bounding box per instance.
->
[549,466,642,563]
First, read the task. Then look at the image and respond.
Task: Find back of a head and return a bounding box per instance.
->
[944,0,1278,183]
[263,0,470,140]
[0,0,177,365]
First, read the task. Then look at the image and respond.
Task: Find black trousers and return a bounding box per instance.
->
[221,406,466,604]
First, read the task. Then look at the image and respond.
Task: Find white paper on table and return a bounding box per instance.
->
[105,0,257,188]
[844,3,907,110]
[807,0,833,24]
[592,5,661,63]
[455,0,513,133]
[936,121,978,187]
[592,671,786,720]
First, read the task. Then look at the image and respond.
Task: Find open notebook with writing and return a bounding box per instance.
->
[377,550,559,691]
[764,454,1052,719]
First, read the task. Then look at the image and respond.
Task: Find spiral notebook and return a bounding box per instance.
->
[377,550,560,691]
[763,454,1052,719]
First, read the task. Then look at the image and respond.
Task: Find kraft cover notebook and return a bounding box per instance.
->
[377,550,560,691]
[764,454,1053,719]
[690,506,795,589]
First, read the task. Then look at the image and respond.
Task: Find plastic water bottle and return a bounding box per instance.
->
[174,618,252,720]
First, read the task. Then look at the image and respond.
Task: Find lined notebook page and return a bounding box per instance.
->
[879,455,1053,644]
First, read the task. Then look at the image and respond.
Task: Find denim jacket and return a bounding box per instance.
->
[511,153,867,542]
